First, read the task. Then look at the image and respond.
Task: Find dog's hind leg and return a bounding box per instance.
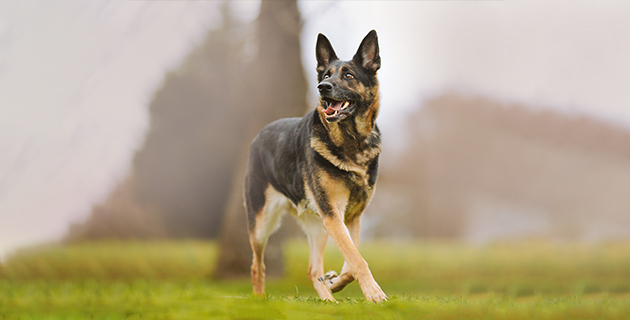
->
[297,213,335,301]
[247,186,290,296]
[248,230,266,295]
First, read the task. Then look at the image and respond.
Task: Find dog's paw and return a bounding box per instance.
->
[367,291,387,303]
[317,270,338,284]
[326,273,354,293]
[360,279,387,303]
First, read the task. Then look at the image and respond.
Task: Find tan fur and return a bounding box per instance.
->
[326,217,361,292]
[312,170,385,302]
[316,106,347,147]
[299,184,336,301]
[310,137,367,178]
[315,169,351,215]
[355,93,380,138]
[249,231,266,295]
[249,186,294,295]
[354,130,382,164]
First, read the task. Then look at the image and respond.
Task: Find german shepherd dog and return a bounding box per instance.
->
[245,30,386,303]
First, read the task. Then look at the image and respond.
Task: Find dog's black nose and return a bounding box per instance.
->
[317,82,333,93]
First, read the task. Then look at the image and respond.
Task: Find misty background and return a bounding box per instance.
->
[2,0,630,264]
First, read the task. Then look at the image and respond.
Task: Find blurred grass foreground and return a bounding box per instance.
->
[1,241,630,319]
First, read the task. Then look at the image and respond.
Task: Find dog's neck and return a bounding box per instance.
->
[317,97,380,148]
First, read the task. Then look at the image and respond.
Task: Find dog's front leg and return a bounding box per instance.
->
[307,172,387,303]
[321,217,360,293]
[321,213,387,303]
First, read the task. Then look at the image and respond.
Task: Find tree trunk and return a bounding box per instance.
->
[215,0,307,279]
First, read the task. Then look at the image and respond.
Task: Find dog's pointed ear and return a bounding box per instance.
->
[316,33,338,74]
[353,30,380,73]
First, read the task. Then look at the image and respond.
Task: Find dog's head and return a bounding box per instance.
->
[315,30,380,124]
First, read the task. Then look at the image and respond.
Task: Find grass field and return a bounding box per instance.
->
[1,240,630,319]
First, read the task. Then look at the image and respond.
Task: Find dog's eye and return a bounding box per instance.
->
[323,74,330,79]
[345,73,354,79]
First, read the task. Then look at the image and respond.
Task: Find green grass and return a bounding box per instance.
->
[1,240,630,319]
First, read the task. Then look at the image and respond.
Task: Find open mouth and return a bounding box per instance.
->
[322,99,352,120]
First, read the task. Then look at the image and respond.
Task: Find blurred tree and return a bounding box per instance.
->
[131,8,244,238]
[66,0,307,273]
[66,3,246,241]
[215,0,307,279]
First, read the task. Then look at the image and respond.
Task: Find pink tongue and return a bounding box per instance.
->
[324,101,344,115]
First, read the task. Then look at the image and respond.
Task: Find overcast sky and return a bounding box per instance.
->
[1,0,629,260]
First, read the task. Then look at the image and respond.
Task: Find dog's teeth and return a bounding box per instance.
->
[342,101,349,109]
